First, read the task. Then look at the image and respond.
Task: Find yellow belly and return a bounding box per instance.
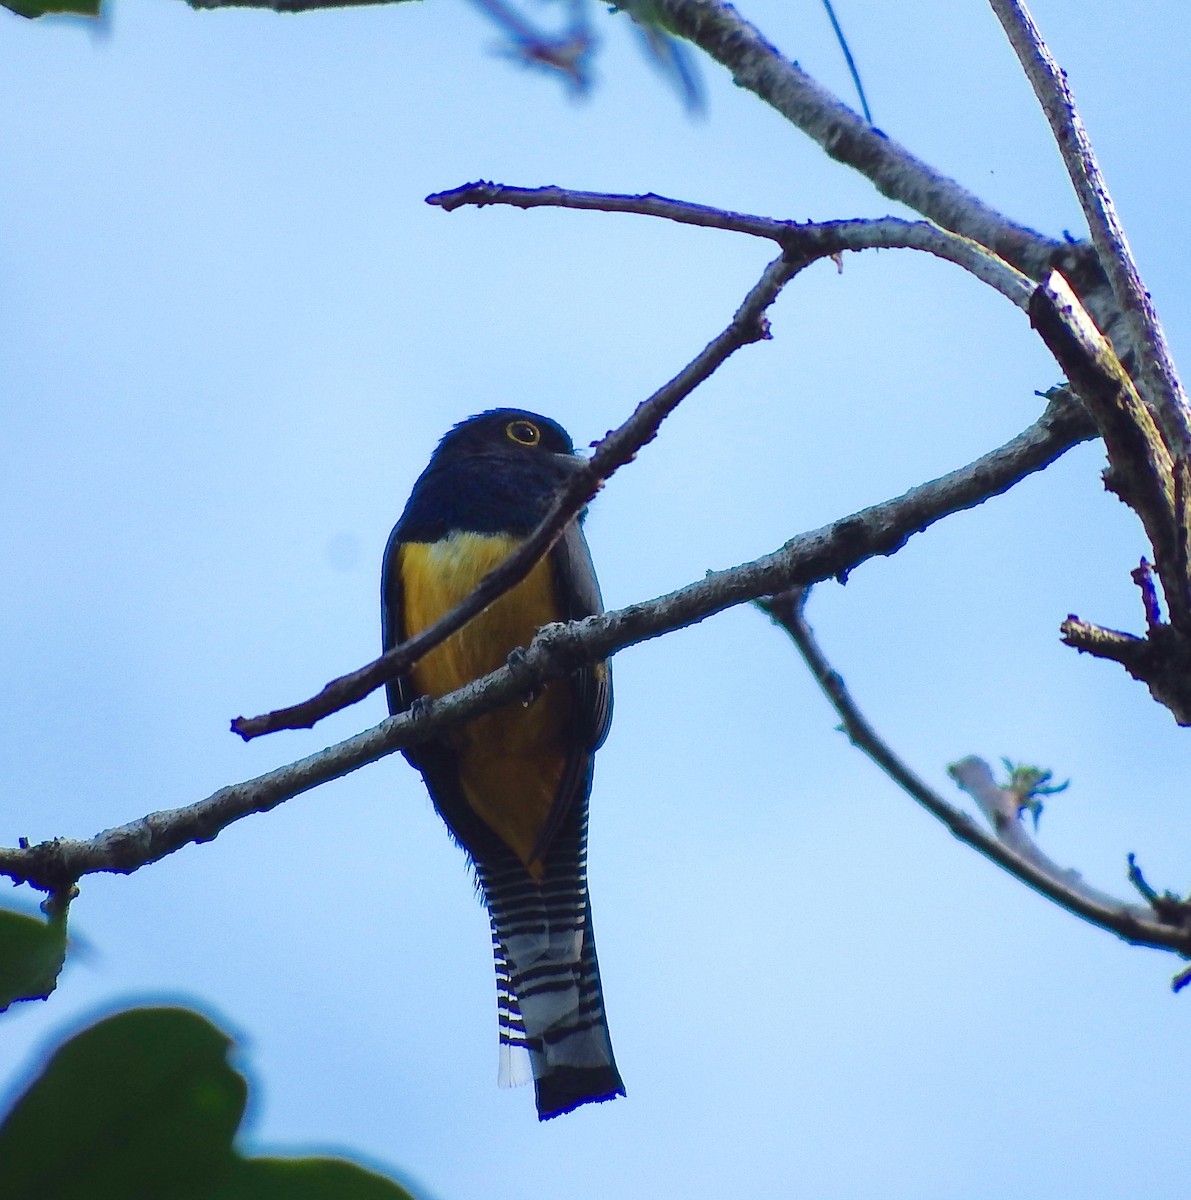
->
[400,534,572,877]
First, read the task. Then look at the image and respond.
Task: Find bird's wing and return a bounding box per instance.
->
[526,519,613,863]
[380,524,420,737]
[552,519,612,750]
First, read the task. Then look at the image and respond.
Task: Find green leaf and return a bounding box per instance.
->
[2,0,100,17]
[215,1157,416,1199]
[998,758,1071,829]
[0,905,68,1011]
[0,1006,417,1200]
[0,1007,245,1199]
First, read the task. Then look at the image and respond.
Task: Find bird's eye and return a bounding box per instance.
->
[506,419,541,446]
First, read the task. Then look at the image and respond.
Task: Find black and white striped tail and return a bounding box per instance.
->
[477,804,624,1121]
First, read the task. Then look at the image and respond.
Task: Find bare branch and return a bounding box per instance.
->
[232,252,801,739]
[0,393,1092,892]
[1059,617,1143,665]
[1029,273,1177,582]
[428,183,1034,307]
[649,0,1063,280]
[427,181,792,235]
[988,0,1191,458]
[761,588,1191,957]
[1061,617,1191,727]
[1030,271,1191,721]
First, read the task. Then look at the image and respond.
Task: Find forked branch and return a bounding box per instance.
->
[428,183,1033,307]
[761,587,1191,959]
[988,0,1191,457]
[1031,272,1191,722]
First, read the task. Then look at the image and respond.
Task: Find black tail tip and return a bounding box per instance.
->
[535,1066,626,1121]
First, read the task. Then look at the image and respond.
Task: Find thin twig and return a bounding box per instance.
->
[987,0,1191,459]
[1060,616,1191,727]
[232,252,800,739]
[761,587,1191,957]
[1,393,1093,892]
[428,183,1034,307]
[1132,559,1162,631]
[820,0,872,124]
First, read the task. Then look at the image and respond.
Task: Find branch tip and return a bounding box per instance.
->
[768,600,1191,957]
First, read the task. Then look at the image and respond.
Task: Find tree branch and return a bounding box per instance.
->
[1029,273,1177,580]
[989,0,1191,722]
[649,0,1063,280]
[1030,271,1191,722]
[232,251,801,739]
[988,0,1191,459]
[646,0,1137,362]
[1,392,1092,893]
[1061,617,1191,726]
[428,183,1034,307]
[760,587,1191,958]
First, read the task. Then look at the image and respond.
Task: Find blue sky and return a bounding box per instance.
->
[3,2,1191,1196]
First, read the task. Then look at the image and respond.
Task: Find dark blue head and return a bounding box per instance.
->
[433,409,576,460]
[396,409,585,541]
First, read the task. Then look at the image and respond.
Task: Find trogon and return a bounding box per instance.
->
[381,408,624,1120]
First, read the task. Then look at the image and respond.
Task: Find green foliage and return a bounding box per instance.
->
[0,1006,416,1200]
[0,905,67,1011]
[207,1157,422,1198]
[1000,758,1070,829]
[3,0,99,18]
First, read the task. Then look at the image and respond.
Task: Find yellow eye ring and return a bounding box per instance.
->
[506,419,541,447]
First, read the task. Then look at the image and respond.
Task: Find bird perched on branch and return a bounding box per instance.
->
[381,409,623,1120]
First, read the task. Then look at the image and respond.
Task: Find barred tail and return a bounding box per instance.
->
[479,808,624,1120]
